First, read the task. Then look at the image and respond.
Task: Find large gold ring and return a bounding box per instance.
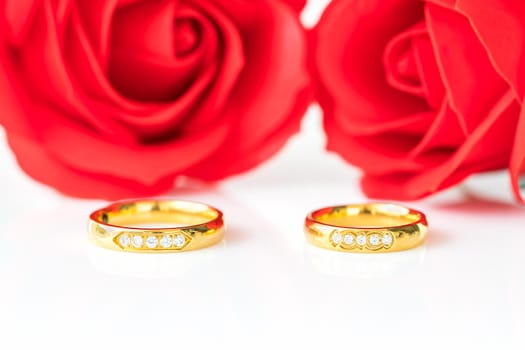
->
[88,199,224,253]
[305,203,427,253]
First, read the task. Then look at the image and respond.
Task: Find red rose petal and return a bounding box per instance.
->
[189,0,311,180]
[75,0,118,64]
[40,111,231,186]
[66,15,218,137]
[8,134,174,199]
[323,110,432,176]
[108,1,217,102]
[173,0,246,134]
[383,22,427,98]
[409,100,465,158]
[426,3,509,135]
[363,90,519,199]
[315,0,428,134]
[4,0,40,44]
[283,0,306,13]
[510,106,525,203]
[410,26,446,109]
[460,0,525,203]
[0,57,33,136]
[11,3,136,141]
[174,18,200,56]
[314,0,433,177]
[457,0,525,99]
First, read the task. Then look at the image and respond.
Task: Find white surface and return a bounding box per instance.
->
[1,106,524,350]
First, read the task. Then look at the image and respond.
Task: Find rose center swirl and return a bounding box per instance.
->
[383,22,444,109]
[107,2,218,103]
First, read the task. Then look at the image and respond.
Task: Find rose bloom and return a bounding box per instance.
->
[0,0,310,199]
[313,0,525,202]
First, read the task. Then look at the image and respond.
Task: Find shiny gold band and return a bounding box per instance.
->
[88,199,224,253]
[305,203,427,253]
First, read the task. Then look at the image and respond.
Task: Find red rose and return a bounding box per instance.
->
[0,0,310,199]
[313,0,525,202]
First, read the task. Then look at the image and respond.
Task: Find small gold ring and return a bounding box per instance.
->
[305,203,427,253]
[88,199,224,253]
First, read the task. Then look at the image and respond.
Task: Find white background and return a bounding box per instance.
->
[1,1,524,349]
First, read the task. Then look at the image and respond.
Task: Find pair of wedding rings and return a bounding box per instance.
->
[88,200,428,253]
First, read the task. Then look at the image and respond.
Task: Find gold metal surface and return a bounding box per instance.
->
[305,203,428,253]
[88,199,224,253]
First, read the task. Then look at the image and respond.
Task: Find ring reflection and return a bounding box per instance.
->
[87,240,225,279]
[304,243,426,278]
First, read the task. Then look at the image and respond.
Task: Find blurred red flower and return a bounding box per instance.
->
[313,0,525,202]
[0,0,310,199]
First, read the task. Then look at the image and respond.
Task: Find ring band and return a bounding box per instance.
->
[88,199,224,253]
[305,203,427,253]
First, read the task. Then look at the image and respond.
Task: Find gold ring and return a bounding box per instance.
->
[88,199,224,253]
[305,203,427,253]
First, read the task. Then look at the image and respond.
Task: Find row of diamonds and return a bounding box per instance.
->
[117,233,188,250]
[330,231,394,249]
